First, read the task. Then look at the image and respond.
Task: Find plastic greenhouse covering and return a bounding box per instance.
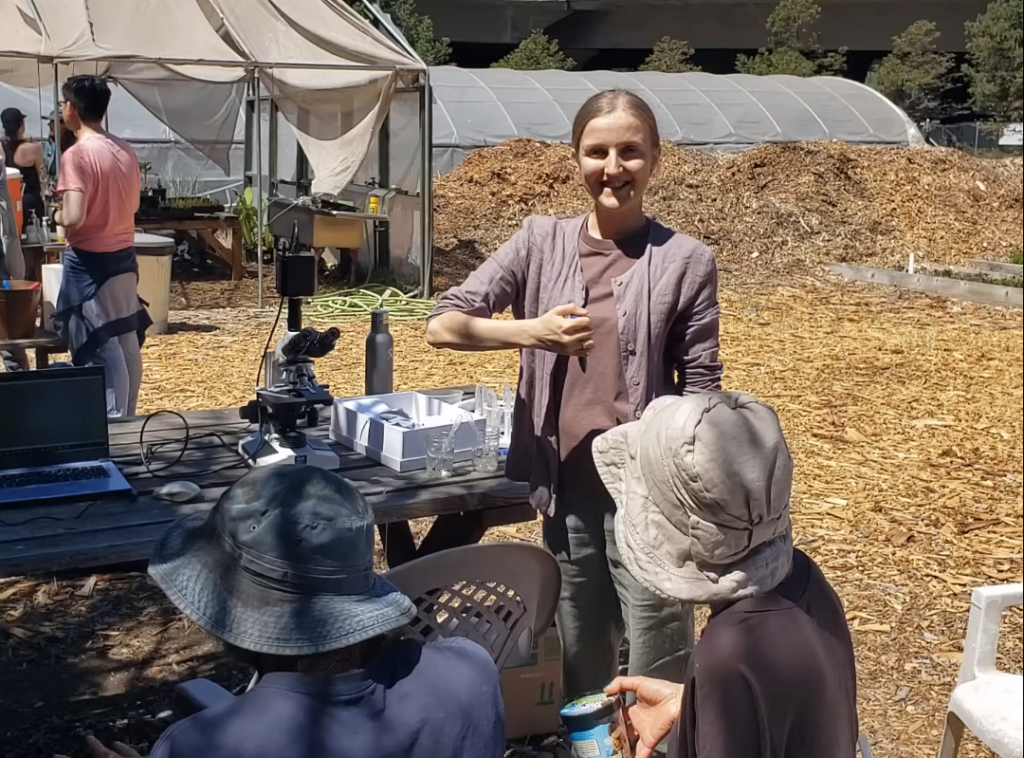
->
[425,69,924,174]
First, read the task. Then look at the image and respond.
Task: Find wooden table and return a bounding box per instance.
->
[0,328,66,369]
[20,241,63,283]
[0,408,535,578]
[136,214,244,281]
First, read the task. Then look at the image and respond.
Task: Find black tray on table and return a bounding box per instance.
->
[135,204,225,222]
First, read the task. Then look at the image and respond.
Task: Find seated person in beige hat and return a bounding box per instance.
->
[593,391,858,758]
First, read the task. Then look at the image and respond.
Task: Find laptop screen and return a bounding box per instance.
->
[0,366,110,470]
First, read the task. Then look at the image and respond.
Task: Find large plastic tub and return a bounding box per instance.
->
[134,232,175,335]
[0,280,41,340]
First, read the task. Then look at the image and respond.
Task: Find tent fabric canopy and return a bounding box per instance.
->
[0,0,423,192]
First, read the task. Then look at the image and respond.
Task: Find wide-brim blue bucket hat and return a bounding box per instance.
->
[148,466,416,656]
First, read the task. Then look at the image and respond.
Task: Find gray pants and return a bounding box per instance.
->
[94,330,142,417]
[544,482,694,702]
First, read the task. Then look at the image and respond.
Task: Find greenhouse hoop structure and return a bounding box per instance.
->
[426,68,925,174]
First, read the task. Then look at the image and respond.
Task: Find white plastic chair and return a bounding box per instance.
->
[383,542,561,669]
[937,583,1023,758]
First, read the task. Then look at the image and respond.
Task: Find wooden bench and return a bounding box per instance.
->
[0,328,66,369]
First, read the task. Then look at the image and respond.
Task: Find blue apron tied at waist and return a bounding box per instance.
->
[54,246,153,367]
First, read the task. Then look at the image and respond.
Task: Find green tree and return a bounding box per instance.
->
[639,37,701,73]
[492,30,575,71]
[963,0,1023,122]
[372,0,451,66]
[872,20,956,122]
[736,0,846,77]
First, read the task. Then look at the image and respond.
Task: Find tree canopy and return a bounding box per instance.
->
[736,0,846,77]
[871,20,957,122]
[639,37,701,73]
[492,30,575,71]
[963,0,1023,122]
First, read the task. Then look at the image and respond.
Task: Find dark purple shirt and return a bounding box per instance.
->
[668,550,858,758]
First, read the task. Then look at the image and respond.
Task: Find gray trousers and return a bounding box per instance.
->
[94,330,142,418]
[544,480,694,703]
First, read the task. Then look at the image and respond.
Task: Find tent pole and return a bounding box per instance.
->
[52,64,61,175]
[254,70,264,309]
[420,69,433,298]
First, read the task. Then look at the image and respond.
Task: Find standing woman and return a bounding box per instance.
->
[1,108,48,233]
[426,90,723,700]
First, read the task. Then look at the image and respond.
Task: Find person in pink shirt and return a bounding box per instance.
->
[52,76,151,416]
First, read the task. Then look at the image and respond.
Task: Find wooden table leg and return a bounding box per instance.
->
[417,512,489,557]
[230,223,243,281]
[377,522,418,568]
[35,348,50,368]
[378,512,491,569]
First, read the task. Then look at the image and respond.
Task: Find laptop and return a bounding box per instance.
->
[0,366,134,507]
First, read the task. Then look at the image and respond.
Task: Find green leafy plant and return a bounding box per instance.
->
[371,0,451,65]
[492,30,575,71]
[639,37,701,73]
[1011,249,1023,266]
[232,186,273,261]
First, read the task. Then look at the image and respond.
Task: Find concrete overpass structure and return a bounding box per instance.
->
[423,0,990,60]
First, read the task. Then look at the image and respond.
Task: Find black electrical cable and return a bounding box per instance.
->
[138,410,264,478]
[139,299,286,479]
[0,500,102,527]
[256,297,286,390]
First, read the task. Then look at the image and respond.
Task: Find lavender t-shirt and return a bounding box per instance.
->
[150,637,505,758]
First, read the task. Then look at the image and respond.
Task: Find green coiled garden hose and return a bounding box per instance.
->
[305,286,435,323]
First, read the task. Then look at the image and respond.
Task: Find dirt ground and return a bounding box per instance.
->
[1,270,1021,758]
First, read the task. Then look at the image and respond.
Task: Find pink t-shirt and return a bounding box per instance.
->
[57,133,140,253]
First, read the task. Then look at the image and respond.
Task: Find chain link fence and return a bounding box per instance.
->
[921,121,1023,157]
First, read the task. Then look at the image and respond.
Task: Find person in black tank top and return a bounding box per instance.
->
[2,108,47,233]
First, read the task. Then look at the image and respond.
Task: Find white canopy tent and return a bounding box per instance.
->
[0,0,432,300]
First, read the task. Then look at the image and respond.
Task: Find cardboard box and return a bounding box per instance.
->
[329,391,486,472]
[501,626,562,740]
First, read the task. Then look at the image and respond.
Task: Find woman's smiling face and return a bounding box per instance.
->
[574,109,658,215]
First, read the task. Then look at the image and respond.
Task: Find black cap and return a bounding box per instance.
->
[1,108,26,131]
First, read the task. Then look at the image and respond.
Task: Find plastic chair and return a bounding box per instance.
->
[383,542,561,669]
[937,583,1023,758]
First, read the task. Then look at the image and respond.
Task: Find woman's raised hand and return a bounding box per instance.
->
[530,303,594,357]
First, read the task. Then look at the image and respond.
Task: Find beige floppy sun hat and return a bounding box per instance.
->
[592,391,795,604]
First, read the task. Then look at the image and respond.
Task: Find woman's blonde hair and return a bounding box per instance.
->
[570,89,661,156]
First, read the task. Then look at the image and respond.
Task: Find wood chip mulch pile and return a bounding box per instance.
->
[432,140,1023,290]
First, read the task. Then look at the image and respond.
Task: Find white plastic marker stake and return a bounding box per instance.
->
[908,252,915,274]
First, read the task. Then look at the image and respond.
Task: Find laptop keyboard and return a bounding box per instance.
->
[0,465,110,490]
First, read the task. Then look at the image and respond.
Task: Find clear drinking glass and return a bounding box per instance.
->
[425,432,455,478]
[472,426,501,473]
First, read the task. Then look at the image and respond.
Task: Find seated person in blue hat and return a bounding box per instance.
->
[56,466,505,758]
[593,392,858,758]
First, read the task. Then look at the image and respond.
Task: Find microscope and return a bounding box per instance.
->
[238,218,340,469]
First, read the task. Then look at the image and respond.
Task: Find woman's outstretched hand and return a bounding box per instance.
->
[605,676,684,758]
[530,303,594,357]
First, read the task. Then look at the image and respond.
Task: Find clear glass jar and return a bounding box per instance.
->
[472,426,501,473]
